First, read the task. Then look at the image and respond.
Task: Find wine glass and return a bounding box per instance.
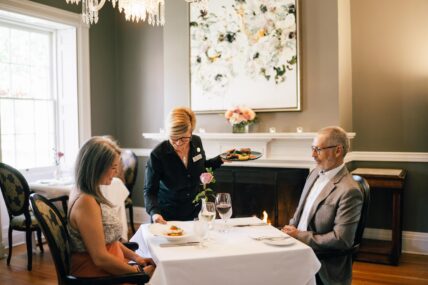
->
[215,193,232,232]
[193,218,208,247]
[200,201,216,230]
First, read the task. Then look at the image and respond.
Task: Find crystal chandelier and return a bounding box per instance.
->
[65,0,165,26]
[66,0,209,26]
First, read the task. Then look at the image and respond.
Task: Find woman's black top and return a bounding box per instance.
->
[144,135,223,221]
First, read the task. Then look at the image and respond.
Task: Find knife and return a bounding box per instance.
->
[233,223,268,227]
[159,241,200,247]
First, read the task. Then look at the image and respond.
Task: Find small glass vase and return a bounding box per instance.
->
[232,124,249,133]
[53,164,62,180]
[198,199,216,230]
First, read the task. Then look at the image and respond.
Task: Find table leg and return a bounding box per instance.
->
[391,190,402,265]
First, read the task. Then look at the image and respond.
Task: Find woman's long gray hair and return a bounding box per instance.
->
[74,136,121,206]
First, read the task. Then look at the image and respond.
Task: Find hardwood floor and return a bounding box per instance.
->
[1,243,428,284]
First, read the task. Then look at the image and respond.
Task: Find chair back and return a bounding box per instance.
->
[315,175,371,262]
[0,162,31,218]
[120,150,138,194]
[30,193,71,285]
[352,175,371,247]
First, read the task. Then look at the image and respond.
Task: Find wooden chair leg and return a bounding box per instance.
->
[36,228,44,253]
[26,229,32,271]
[128,206,136,234]
[7,227,12,266]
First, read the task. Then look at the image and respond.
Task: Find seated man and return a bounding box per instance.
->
[282,126,363,285]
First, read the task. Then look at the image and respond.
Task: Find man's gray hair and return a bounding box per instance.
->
[318,126,350,157]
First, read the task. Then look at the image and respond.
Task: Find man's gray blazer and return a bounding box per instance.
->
[290,166,363,285]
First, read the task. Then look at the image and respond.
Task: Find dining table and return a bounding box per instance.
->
[130,217,321,285]
[29,177,129,240]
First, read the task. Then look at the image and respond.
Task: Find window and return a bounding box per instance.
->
[0,21,56,169]
[0,1,91,174]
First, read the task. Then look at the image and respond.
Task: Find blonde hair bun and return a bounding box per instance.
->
[168,107,196,138]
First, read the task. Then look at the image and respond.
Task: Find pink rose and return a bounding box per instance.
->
[200,172,214,185]
[248,109,256,120]
[225,110,233,119]
[57,152,64,158]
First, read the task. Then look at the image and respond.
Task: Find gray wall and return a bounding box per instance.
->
[114,15,164,149]
[89,6,117,137]
[351,0,428,152]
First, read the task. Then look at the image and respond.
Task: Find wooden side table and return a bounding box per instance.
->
[351,168,406,265]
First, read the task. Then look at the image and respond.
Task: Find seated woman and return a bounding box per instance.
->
[67,136,155,278]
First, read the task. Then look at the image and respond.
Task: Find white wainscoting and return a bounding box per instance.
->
[348,151,428,163]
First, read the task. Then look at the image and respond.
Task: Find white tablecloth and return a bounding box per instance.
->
[130,217,321,285]
[30,177,129,240]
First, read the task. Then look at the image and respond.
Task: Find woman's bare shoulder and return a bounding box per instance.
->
[73,193,99,211]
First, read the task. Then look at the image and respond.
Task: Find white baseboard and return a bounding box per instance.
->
[364,228,428,255]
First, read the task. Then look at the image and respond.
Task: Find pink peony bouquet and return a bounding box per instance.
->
[224,106,256,127]
[193,168,216,203]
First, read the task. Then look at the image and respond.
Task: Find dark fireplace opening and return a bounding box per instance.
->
[213,166,309,227]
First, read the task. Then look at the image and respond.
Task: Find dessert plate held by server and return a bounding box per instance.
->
[220,148,262,161]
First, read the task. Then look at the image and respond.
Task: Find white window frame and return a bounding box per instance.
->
[0,0,91,251]
[0,0,91,179]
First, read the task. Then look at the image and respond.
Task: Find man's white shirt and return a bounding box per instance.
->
[297,163,345,231]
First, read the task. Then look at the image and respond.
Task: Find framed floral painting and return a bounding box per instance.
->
[189,0,301,113]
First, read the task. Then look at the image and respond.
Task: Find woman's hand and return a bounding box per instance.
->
[142,265,155,277]
[152,214,167,224]
[134,256,156,277]
[134,256,155,267]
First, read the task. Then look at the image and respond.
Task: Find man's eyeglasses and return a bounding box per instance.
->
[171,136,191,145]
[311,145,338,154]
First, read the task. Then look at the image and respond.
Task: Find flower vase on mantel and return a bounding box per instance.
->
[232,124,249,133]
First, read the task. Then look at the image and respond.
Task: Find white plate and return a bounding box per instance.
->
[263,238,295,246]
[148,222,190,242]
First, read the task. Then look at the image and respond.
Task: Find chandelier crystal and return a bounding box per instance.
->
[66,0,165,26]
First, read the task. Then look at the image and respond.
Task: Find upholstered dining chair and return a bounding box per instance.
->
[315,175,371,262]
[119,150,139,234]
[0,162,44,271]
[29,193,149,285]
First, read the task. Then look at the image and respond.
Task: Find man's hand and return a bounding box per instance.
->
[281,225,299,238]
[152,214,167,224]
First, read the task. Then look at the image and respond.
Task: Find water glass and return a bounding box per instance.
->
[193,218,208,247]
[200,201,216,230]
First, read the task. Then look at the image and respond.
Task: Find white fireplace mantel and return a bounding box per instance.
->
[142,132,356,169]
